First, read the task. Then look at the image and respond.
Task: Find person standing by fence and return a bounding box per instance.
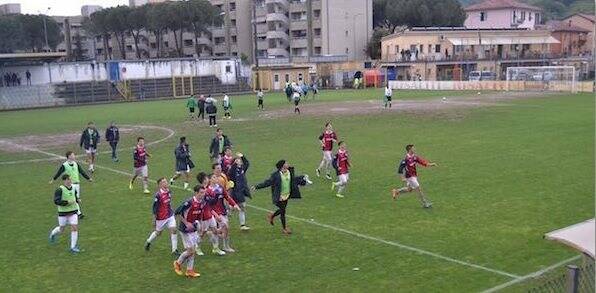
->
[25,70,31,86]
[105,121,120,162]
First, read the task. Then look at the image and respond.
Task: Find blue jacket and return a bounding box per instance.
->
[227,156,251,203]
[175,144,195,171]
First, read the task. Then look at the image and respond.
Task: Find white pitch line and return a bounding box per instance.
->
[9,140,522,280]
[0,125,175,165]
[481,255,581,293]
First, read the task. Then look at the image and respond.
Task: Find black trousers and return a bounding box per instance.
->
[273,200,288,229]
[109,141,118,158]
[198,107,205,120]
[209,115,217,126]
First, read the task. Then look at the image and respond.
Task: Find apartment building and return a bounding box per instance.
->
[0,3,20,15]
[380,27,566,81]
[254,0,372,61]
[464,0,542,30]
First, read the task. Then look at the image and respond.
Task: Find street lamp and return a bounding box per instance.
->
[38,7,51,51]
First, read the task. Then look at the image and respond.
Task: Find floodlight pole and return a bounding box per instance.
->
[252,2,260,90]
[41,7,51,51]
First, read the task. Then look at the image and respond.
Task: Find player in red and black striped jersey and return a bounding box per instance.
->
[331,141,350,198]
[316,122,338,180]
[392,144,437,208]
[130,137,152,194]
[207,173,240,254]
[144,178,179,255]
[173,185,206,278]
[220,147,235,175]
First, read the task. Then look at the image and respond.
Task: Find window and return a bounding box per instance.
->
[97,48,103,54]
[298,73,303,81]
[428,44,432,53]
[345,47,349,54]
[225,65,232,73]
[529,12,532,21]
[164,41,169,48]
[184,39,193,47]
[214,37,225,45]
[419,44,424,53]
[285,74,289,82]
[229,2,236,11]
[126,45,133,52]
[313,10,320,19]
[314,28,321,37]
[231,19,236,26]
[150,42,156,49]
[435,44,441,53]
[395,45,399,53]
[480,11,486,21]
[291,30,307,38]
[274,74,279,82]
[521,11,526,21]
[96,36,102,42]
[231,36,237,44]
[314,47,321,54]
[513,11,516,22]
[535,13,540,24]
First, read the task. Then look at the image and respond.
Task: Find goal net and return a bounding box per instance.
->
[506,66,576,93]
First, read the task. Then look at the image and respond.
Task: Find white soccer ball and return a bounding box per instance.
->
[477,92,481,95]
[442,97,447,102]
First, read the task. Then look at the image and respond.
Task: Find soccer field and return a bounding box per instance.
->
[0,88,593,292]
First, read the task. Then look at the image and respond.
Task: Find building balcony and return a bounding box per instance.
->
[289,1,306,12]
[291,37,308,48]
[291,20,307,30]
[265,0,288,8]
[257,41,269,50]
[266,12,289,24]
[267,47,290,57]
[267,30,289,41]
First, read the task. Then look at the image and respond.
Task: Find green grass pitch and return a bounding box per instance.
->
[0,88,593,292]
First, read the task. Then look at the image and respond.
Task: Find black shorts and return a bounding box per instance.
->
[258,99,263,105]
[224,106,230,111]
[294,100,300,106]
[189,108,195,113]
[386,96,392,101]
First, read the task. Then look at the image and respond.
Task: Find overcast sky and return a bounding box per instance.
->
[0,0,128,16]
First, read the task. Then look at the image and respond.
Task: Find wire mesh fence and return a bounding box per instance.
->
[522,258,595,293]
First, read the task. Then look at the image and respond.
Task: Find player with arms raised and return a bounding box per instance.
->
[392,144,437,208]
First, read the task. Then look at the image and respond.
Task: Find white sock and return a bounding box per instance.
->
[239,210,246,226]
[51,226,61,237]
[142,179,148,190]
[170,233,178,252]
[183,182,189,189]
[208,231,219,248]
[70,231,78,249]
[317,160,326,170]
[76,203,82,215]
[337,183,346,194]
[224,237,232,249]
[177,250,190,264]
[146,231,158,243]
[90,164,94,170]
[186,255,195,270]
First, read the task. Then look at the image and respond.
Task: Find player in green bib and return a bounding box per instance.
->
[186,94,197,120]
[50,151,92,218]
[48,174,82,253]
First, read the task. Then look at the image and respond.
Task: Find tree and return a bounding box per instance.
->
[146,3,169,58]
[162,2,189,57]
[127,5,148,59]
[105,6,131,59]
[72,33,85,61]
[17,14,62,52]
[86,10,112,60]
[186,0,223,57]
[376,0,466,31]
[366,27,392,59]
[0,16,25,53]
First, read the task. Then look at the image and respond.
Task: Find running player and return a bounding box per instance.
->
[195,172,224,256]
[129,137,151,194]
[257,89,264,110]
[316,122,338,180]
[50,151,92,218]
[79,121,100,172]
[331,141,350,198]
[208,167,240,253]
[223,92,231,119]
[170,137,195,191]
[392,144,437,208]
[144,177,179,256]
[384,84,393,108]
[48,174,82,253]
[292,90,301,114]
[173,185,204,278]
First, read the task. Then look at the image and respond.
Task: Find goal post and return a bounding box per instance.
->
[506,66,576,93]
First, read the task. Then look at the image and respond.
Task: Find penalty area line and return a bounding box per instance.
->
[13,142,521,281]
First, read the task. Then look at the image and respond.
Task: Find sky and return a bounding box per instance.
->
[0,0,128,16]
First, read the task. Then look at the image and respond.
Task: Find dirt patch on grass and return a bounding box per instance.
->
[259,91,552,119]
[0,127,139,154]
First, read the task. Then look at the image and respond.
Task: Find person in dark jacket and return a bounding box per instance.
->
[197,94,206,121]
[170,137,195,191]
[285,83,293,102]
[209,128,232,164]
[105,121,120,162]
[252,160,312,235]
[205,95,218,127]
[79,121,100,173]
[227,153,251,231]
